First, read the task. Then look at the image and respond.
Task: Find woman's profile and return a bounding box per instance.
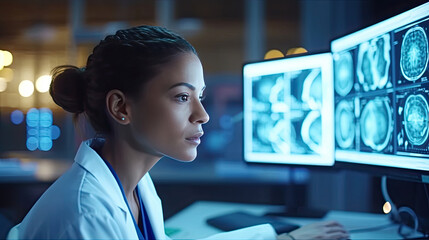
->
[7,25,348,240]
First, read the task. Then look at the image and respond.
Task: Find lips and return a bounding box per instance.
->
[185,132,204,145]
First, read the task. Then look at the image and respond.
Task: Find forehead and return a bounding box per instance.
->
[145,53,205,91]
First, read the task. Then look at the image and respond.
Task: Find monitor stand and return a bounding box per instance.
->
[264,175,327,219]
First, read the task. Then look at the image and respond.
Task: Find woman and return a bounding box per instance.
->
[8,25,348,240]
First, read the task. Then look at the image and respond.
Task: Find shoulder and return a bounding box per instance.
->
[59,211,130,239]
[17,163,129,239]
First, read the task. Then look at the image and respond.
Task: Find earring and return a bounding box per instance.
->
[121,117,125,121]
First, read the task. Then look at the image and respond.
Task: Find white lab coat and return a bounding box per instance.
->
[7,139,277,240]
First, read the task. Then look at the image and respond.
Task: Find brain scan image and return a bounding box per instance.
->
[335,100,355,149]
[403,94,429,146]
[400,26,429,81]
[301,68,322,110]
[360,97,393,151]
[301,111,322,154]
[357,34,391,91]
[250,68,324,155]
[334,51,354,96]
[251,74,288,153]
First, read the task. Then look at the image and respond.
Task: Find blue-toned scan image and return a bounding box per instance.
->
[359,95,394,153]
[356,34,392,92]
[395,19,429,85]
[396,84,429,155]
[251,73,285,153]
[335,99,356,150]
[251,69,323,155]
[334,50,355,96]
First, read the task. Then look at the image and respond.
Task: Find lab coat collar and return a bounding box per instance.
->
[137,175,166,239]
[74,139,166,239]
[74,139,129,214]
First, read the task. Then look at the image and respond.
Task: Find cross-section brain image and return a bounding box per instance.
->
[360,97,393,151]
[334,51,354,96]
[301,111,321,153]
[335,100,355,149]
[400,26,429,81]
[404,94,429,145]
[357,34,391,91]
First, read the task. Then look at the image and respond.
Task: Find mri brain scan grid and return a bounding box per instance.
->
[251,69,323,155]
[334,17,429,156]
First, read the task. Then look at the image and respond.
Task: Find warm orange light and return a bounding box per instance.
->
[286,47,308,56]
[264,49,285,60]
[383,201,392,214]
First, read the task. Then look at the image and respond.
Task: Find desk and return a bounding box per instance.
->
[165,201,425,239]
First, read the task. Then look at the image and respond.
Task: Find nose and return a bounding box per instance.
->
[190,100,210,124]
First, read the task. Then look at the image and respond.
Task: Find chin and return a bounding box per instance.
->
[168,150,198,162]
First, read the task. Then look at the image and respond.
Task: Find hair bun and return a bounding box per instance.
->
[49,65,86,114]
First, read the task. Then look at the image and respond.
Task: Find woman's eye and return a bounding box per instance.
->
[199,95,206,101]
[176,94,189,102]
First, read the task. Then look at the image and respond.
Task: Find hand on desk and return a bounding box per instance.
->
[277,221,349,240]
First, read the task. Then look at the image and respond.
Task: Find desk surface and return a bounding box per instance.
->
[165,201,424,239]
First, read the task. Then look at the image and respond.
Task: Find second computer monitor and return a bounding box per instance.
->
[243,53,334,166]
[331,2,429,172]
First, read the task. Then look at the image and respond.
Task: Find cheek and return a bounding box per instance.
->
[135,103,190,151]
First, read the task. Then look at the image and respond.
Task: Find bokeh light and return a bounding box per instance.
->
[0,68,14,82]
[51,125,61,140]
[10,110,24,125]
[0,77,6,92]
[286,47,308,56]
[39,137,53,151]
[264,49,285,60]
[1,50,13,67]
[19,80,34,97]
[26,108,39,127]
[36,75,52,93]
[39,108,53,127]
[383,201,392,214]
[26,136,38,151]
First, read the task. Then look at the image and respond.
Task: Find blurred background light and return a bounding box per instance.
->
[26,136,38,151]
[0,68,14,82]
[264,49,285,59]
[26,108,39,127]
[286,47,308,56]
[383,201,392,214]
[39,137,53,151]
[19,80,34,97]
[35,75,52,93]
[10,110,24,125]
[51,125,61,140]
[39,108,53,127]
[1,50,13,67]
[0,77,7,92]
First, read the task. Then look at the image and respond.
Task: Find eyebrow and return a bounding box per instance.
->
[169,82,206,92]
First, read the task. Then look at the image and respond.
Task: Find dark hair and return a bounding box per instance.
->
[50,25,197,134]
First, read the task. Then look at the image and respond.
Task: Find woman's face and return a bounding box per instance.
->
[127,52,209,161]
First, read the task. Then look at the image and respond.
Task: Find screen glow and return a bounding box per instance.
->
[243,53,334,166]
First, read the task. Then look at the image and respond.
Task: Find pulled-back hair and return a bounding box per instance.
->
[50,25,196,134]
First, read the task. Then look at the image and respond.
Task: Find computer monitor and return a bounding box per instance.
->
[243,52,334,166]
[331,2,429,182]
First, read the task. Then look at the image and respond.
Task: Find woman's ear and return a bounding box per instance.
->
[105,89,130,125]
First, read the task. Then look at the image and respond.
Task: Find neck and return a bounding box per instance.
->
[101,137,161,198]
